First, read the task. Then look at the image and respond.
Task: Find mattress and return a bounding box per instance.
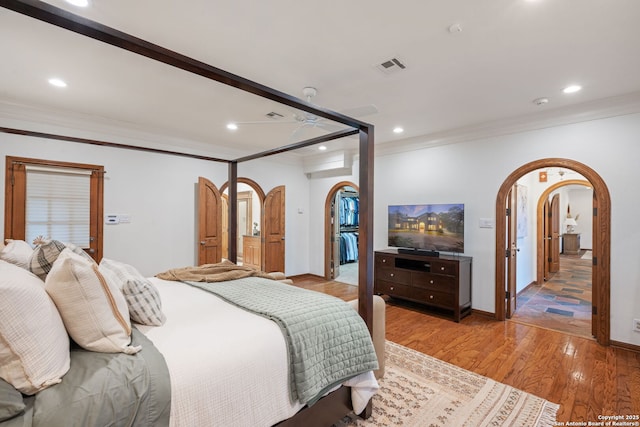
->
[137,278,377,427]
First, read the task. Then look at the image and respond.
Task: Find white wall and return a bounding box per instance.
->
[0,134,310,277]
[307,159,360,275]
[568,187,593,249]
[515,174,536,294]
[4,110,640,346]
[308,112,640,346]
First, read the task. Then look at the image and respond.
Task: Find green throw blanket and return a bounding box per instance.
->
[185,277,379,406]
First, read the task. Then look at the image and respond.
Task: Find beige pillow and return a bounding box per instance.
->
[0,240,34,270]
[0,260,70,395]
[45,249,140,354]
[99,258,166,326]
[29,239,95,280]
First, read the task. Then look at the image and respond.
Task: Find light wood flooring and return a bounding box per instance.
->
[290,275,640,424]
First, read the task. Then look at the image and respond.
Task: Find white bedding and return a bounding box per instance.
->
[137,278,378,427]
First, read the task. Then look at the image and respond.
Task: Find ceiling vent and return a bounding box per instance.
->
[265,111,284,119]
[376,57,407,75]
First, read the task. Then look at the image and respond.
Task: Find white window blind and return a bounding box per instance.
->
[25,166,91,248]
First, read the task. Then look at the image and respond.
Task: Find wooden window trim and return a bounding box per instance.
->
[4,156,104,262]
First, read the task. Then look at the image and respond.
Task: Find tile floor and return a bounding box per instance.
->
[510,250,593,338]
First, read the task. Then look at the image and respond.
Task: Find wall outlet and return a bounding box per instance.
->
[634,318,640,332]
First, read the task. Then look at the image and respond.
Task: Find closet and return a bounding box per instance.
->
[338,190,359,264]
[330,186,359,285]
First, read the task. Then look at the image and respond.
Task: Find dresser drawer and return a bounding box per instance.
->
[375,280,412,298]
[375,253,396,267]
[411,271,456,292]
[430,261,458,276]
[411,288,455,308]
[376,266,411,285]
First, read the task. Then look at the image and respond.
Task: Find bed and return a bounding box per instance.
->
[1,244,381,426]
[0,1,377,426]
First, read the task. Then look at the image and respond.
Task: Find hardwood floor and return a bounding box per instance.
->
[290,274,640,424]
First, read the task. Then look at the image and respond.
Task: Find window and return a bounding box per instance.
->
[4,156,104,261]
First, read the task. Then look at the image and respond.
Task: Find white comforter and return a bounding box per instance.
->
[137,278,378,427]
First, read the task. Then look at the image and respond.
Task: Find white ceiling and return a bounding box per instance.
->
[2,0,640,158]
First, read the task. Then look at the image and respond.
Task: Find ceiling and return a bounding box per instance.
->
[2,0,640,159]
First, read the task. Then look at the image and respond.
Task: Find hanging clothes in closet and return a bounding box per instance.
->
[339,192,359,264]
[339,232,358,264]
[339,195,359,227]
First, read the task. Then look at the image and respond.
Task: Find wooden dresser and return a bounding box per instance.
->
[374,249,472,322]
[563,233,581,255]
[242,235,261,270]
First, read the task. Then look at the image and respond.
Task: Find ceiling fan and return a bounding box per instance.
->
[226,87,378,140]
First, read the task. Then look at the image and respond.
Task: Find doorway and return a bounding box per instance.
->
[220,179,264,267]
[510,176,594,338]
[324,181,359,285]
[495,158,611,346]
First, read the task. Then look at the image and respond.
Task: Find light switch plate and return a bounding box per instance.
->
[105,214,119,224]
[479,218,494,229]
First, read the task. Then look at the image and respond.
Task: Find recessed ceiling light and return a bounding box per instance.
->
[226,123,238,131]
[393,127,404,134]
[65,0,89,7]
[318,145,327,151]
[48,78,67,88]
[563,85,582,94]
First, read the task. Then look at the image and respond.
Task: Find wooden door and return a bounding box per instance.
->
[331,193,340,279]
[591,191,597,338]
[221,195,228,260]
[543,198,551,281]
[197,177,222,265]
[506,186,518,318]
[263,185,285,273]
[550,193,560,272]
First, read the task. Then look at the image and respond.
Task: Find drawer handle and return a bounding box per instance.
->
[440,266,445,271]
[382,259,386,263]
[390,286,394,291]
[429,295,434,299]
[430,280,434,284]
[390,273,394,277]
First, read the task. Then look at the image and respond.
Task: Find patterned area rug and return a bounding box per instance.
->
[340,341,559,426]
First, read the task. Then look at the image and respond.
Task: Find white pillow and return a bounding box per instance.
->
[45,249,140,354]
[99,258,166,326]
[0,260,70,395]
[0,240,34,270]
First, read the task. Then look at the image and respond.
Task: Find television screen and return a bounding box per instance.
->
[388,203,464,253]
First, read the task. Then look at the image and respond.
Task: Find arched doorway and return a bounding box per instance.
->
[495,158,611,345]
[536,179,592,285]
[324,181,359,282]
[220,178,265,266]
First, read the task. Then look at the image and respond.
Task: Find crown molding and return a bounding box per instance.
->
[377,91,640,157]
[0,100,303,165]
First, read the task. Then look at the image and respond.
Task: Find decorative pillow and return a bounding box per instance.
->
[0,239,34,270]
[0,378,25,422]
[29,239,95,280]
[0,260,70,395]
[44,250,140,354]
[99,258,166,326]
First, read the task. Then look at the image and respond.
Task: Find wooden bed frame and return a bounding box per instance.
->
[0,0,376,424]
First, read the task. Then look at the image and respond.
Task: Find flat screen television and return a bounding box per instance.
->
[388,203,464,255]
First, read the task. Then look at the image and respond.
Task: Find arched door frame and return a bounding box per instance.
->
[220,177,266,260]
[324,181,359,279]
[496,158,610,345]
[535,179,591,285]
[220,177,266,202]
